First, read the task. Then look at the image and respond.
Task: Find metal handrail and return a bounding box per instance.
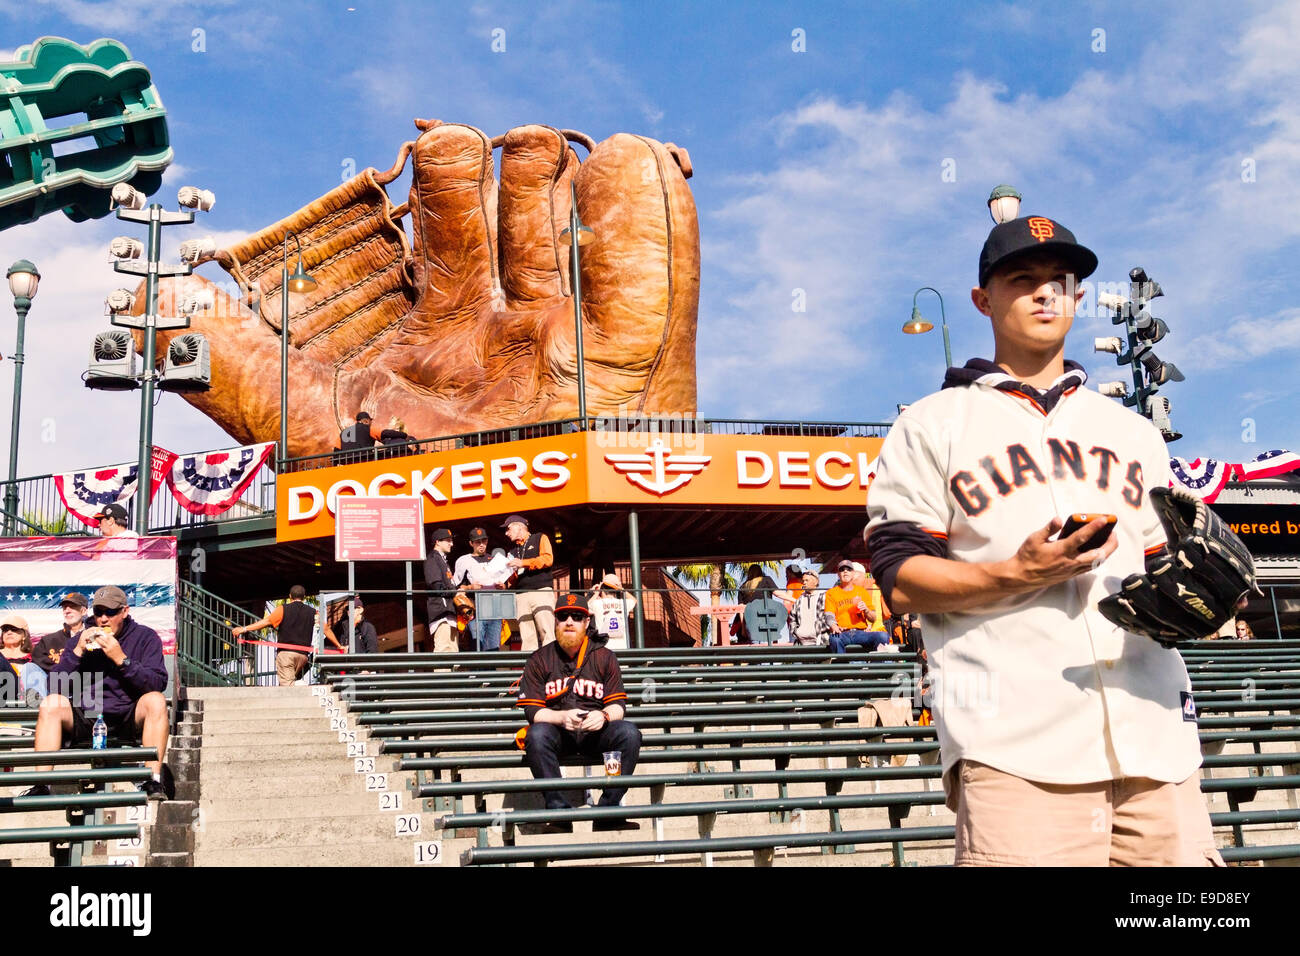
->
[277,415,894,474]
[177,579,265,687]
[3,440,276,536]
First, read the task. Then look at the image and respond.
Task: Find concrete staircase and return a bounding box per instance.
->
[190,685,439,867]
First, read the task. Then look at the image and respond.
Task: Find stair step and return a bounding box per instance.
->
[197,812,428,848]
[200,717,348,734]
[198,772,412,800]
[199,743,397,765]
[199,794,416,822]
[195,840,426,867]
[197,757,404,778]
[186,687,315,701]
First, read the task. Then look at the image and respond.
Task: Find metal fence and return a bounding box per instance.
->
[2,445,277,536]
[177,579,268,687]
[278,416,893,474]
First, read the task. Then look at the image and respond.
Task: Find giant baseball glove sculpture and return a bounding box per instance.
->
[1099,487,1261,647]
[136,121,699,458]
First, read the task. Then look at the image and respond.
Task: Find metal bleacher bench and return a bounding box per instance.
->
[1,746,155,865]
[314,641,1300,867]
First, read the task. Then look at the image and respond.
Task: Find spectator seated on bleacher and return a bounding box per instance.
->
[25,592,93,704]
[515,592,641,833]
[788,571,830,645]
[22,586,170,800]
[2,614,36,705]
[824,561,890,654]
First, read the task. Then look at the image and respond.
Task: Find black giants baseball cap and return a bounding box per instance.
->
[554,592,591,617]
[468,526,488,541]
[94,502,129,522]
[978,215,1098,288]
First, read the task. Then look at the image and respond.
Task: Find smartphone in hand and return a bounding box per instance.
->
[1057,513,1117,551]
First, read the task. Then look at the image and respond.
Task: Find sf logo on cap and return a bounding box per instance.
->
[1027,217,1055,242]
[564,595,578,606]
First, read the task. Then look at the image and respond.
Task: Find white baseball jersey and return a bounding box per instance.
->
[589,594,633,649]
[865,364,1201,791]
[452,553,497,589]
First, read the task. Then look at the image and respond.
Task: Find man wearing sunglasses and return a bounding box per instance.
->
[93,502,139,538]
[516,592,641,832]
[24,585,170,799]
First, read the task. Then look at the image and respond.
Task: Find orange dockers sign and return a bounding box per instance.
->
[275,432,883,543]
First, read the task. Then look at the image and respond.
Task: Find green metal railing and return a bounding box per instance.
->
[3,441,276,536]
[277,415,893,474]
[177,579,265,687]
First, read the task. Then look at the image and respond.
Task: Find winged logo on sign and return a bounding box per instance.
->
[604,439,712,496]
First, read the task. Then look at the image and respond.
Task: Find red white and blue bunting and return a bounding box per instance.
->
[167,442,275,516]
[1169,450,1300,503]
[54,446,177,528]
[53,443,273,526]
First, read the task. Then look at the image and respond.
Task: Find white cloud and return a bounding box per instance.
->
[24,0,280,55]
[160,162,190,187]
[698,0,1300,441]
[1180,308,1300,368]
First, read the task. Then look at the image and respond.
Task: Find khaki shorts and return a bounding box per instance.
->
[950,759,1224,867]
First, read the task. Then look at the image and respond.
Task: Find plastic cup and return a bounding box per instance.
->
[603,751,622,777]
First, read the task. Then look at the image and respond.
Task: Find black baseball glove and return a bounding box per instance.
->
[1098,487,1260,647]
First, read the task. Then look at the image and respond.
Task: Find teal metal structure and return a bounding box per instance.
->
[0,36,171,231]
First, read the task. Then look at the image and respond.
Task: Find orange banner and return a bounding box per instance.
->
[276,431,882,543]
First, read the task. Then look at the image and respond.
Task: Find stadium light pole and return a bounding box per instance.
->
[903,286,952,370]
[101,183,215,534]
[4,260,40,536]
[558,183,595,425]
[280,231,318,469]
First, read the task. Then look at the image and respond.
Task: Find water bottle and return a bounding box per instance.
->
[92,715,108,750]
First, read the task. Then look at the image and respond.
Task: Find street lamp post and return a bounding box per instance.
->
[988,184,1022,224]
[279,231,318,469]
[558,183,595,425]
[4,260,40,536]
[903,286,952,370]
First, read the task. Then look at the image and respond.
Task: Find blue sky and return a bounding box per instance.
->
[1,0,1298,479]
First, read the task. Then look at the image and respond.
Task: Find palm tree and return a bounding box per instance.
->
[20,510,70,536]
[671,560,785,644]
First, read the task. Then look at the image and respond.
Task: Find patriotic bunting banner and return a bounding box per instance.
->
[1169,449,1300,503]
[53,446,176,528]
[52,443,276,526]
[166,441,275,516]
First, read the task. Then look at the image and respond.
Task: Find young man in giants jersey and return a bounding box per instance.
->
[516,592,641,832]
[865,215,1218,866]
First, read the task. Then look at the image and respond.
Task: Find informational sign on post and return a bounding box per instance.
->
[334,496,426,562]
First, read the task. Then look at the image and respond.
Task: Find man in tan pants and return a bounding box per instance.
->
[504,514,555,652]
